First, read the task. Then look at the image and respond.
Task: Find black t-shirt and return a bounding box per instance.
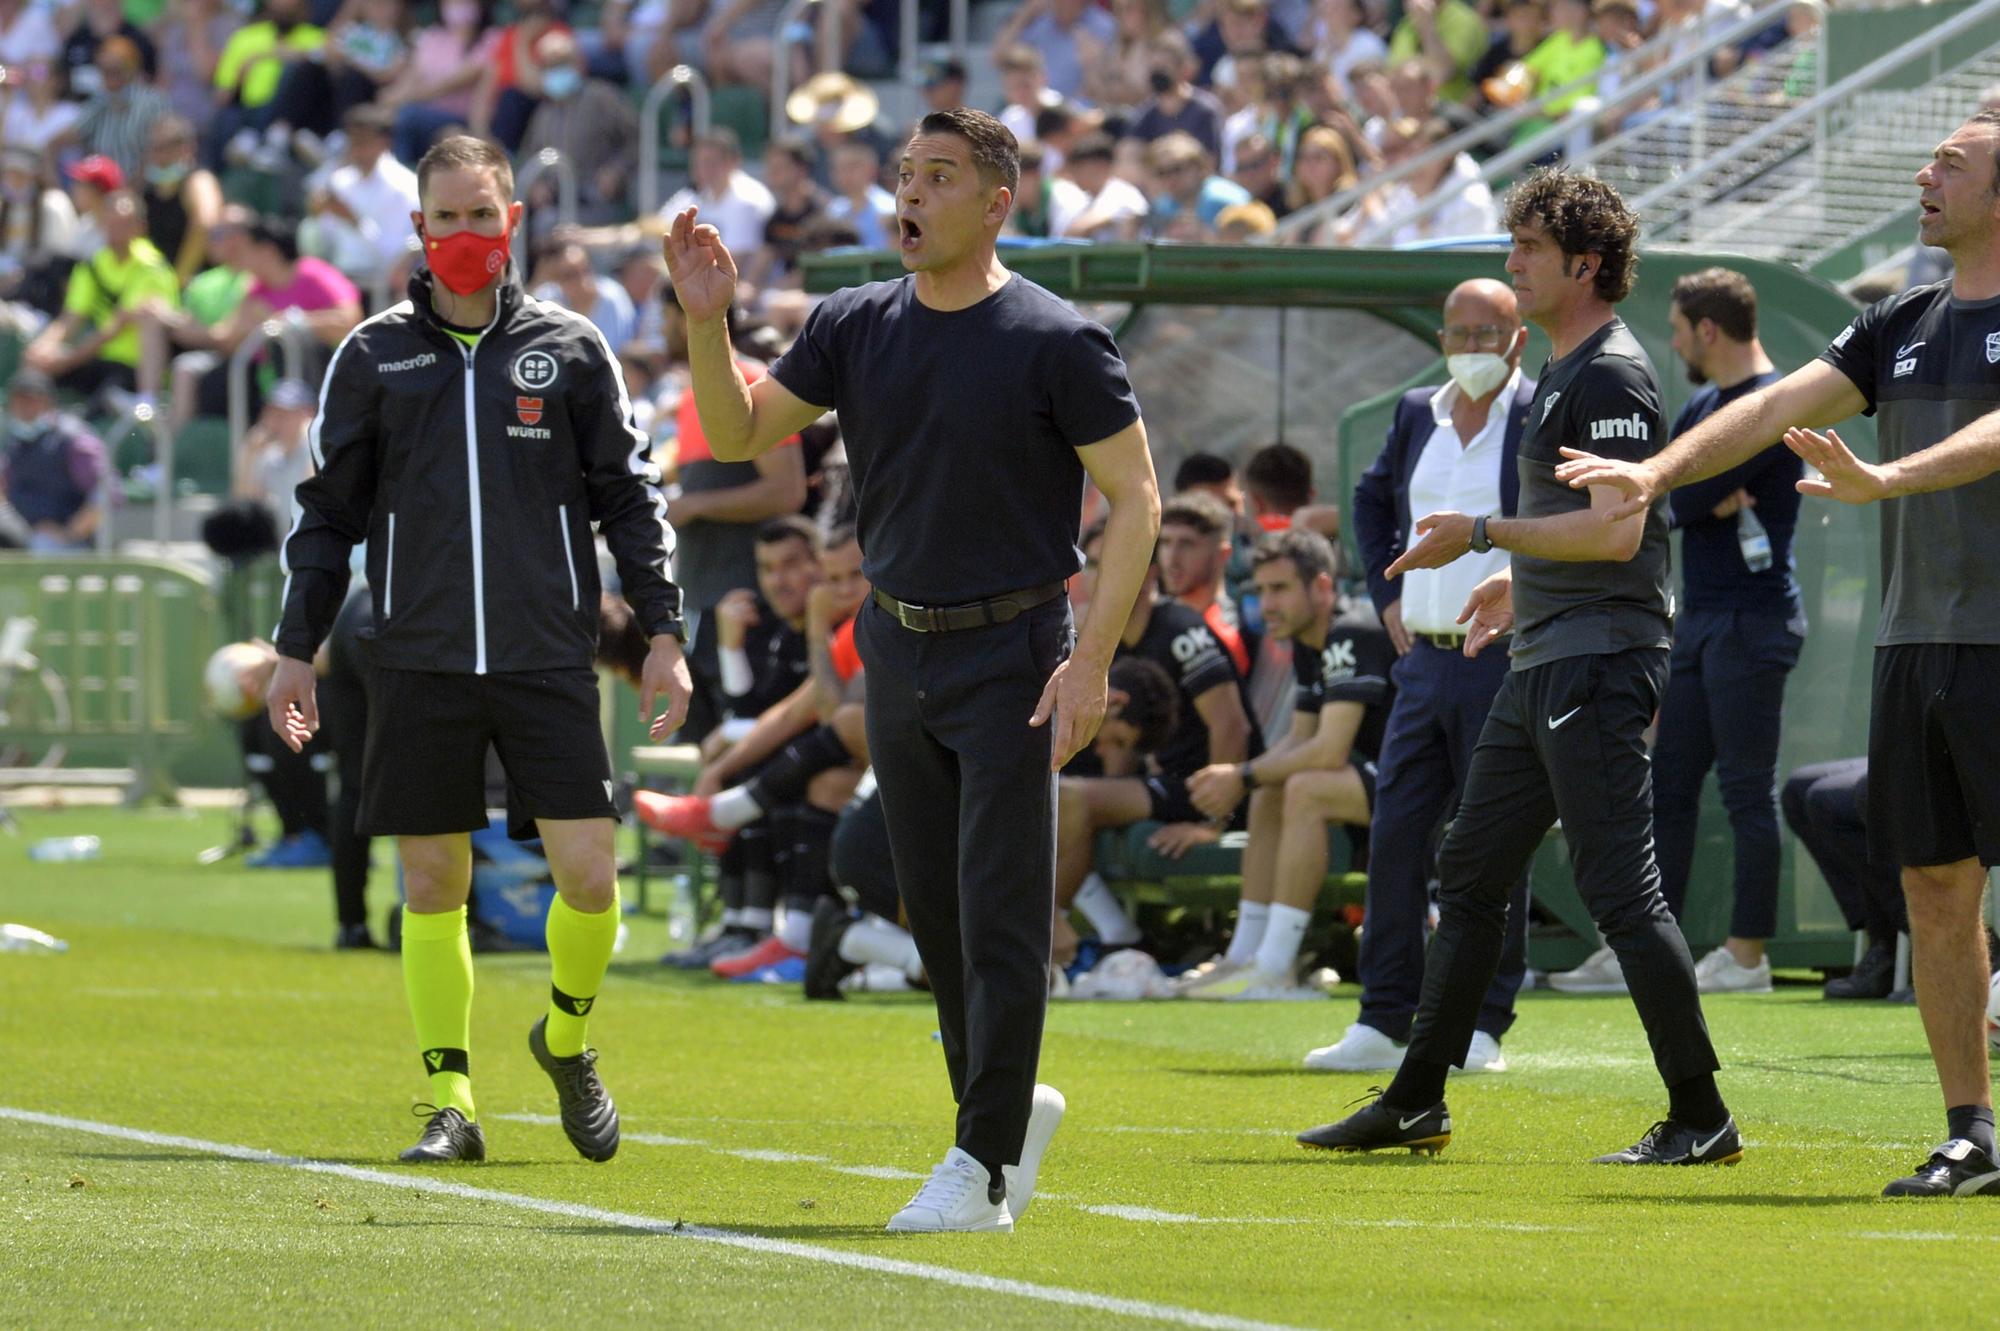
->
[1818,280,2000,645]
[1119,597,1240,777]
[685,600,809,722]
[763,192,826,276]
[1512,317,1673,669]
[1291,599,1395,765]
[770,275,1140,605]
[1666,370,1801,616]
[62,21,159,93]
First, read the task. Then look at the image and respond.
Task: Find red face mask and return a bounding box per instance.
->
[423,223,513,296]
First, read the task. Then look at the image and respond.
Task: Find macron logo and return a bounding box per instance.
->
[377,352,438,373]
[1589,413,1650,443]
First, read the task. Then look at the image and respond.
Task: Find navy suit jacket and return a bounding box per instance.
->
[1351,374,1536,619]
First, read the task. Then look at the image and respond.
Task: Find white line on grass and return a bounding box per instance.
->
[0,1107,1310,1331]
[1849,1231,2000,1243]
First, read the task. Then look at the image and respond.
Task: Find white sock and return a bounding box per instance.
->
[1073,873,1142,946]
[710,786,764,830]
[738,906,773,933]
[839,914,924,981]
[1254,902,1312,980]
[721,906,747,929]
[1223,901,1270,966]
[776,904,813,952]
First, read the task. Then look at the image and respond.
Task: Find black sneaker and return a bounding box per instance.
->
[1593,1115,1742,1165]
[527,1016,619,1162]
[1883,1139,2000,1197]
[661,928,759,970]
[1297,1089,1451,1155]
[334,923,378,950]
[804,897,859,1001]
[398,1105,486,1163]
[1824,938,1895,1000]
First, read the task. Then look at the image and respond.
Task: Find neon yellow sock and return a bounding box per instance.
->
[544,886,620,1058]
[401,905,475,1119]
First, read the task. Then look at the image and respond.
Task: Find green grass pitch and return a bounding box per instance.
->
[3,806,1996,1331]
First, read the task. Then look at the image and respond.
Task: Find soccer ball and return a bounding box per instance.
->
[1989,971,2000,1051]
[203,643,269,721]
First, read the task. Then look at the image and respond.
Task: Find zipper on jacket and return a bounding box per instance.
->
[383,512,395,618]
[460,341,488,674]
[557,503,579,610]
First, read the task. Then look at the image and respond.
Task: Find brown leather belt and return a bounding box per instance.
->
[871,582,1066,633]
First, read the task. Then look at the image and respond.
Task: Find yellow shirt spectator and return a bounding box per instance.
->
[214,19,327,109]
[1524,29,1606,115]
[63,237,181,367]
[1388,0,1492,102]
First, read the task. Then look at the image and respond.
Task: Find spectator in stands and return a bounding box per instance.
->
[61,155,119,260]
[208,0,328,171]
[1287,124,1360,228]
[231,377,316,532]
[0,145,80,326]
[134,205,254,431]
[22,190,176,408]
[0,369,106,553]
[1194,0,1297,91]
[1387,0,1489,103]
[1307,0,1387,102]
[1782,760,1908,1001]
[517,30,640,226]
[1522,0,1606,127]
[140,115,224,289]
[380,0,500,167]
[301,105,420,302]
[1371,117,1499,244]
[1125,30,1224,160]
[1,56,79,155]
[1215,199,1278,240]
[61,36,168,183]
[1032,102,1083,174]
[660,129,775,262]
[0,0,60,69]
[922,56,970,114]
[825,140,896,251]
[1230,132,1292,217]
[1178,528,1395,998]
[1005,143,1058,238]
[702,0,789,91]
[1467,0,1547,113]
[60,0,158,98]
[156,0,238,127]
[1057,129,1150,239]
[1251,52,1319,177]
[469,0,566,151]
[997,42,1066,147]
[533,238,638,350]
[1082,0,1171,110]
[614,244,668,351]
[994,0,1118,101]
[1147,131,1251,240]
[1388,55,1441,122]
[745,138,826,294]
[257,0,413,160]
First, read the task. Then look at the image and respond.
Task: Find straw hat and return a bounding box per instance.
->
[785,72,881,135]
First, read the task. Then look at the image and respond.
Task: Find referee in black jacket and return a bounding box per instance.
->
[669,106,1160,1233]
[269,137,692,1167]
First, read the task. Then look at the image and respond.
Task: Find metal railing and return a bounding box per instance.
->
[640,64,711,217]
[97,401,175,552]
[769,0,842,143]
[227,315,309,470]
[516,146,579,232]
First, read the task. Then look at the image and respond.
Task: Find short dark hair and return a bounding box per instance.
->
[755,515,820,553]
[767,135,816,171]
[1160,491,1233,539]
[1069,130,1117,164]
[914,107,1020,192]
[1961,107,2000,193]
[1671,267,1757,343]
[344,103,395,137]
[1107,657,1180,753]
[1250,527,1336,586]
[245,214,298,261]
[693,127,743,159]
[1033,104,1077,141]
[417,134,515,202]
[1243,443,1313,513]
[1174,451,1236,491]
[1501,167,1640,304]
[594,593,650,683]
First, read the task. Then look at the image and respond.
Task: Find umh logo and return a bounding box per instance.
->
[1590,413,1650,442]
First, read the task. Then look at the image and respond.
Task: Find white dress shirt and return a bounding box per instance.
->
[328,153,422,277]
[659,169,775,256]
[1400,370,1517,635]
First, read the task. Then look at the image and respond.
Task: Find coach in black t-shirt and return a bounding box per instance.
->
[666,107,1160,1233]
[1300,170,1738,1168]
[1559,110,2000,1198]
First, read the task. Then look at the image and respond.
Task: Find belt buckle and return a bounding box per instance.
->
[901,601,937,632]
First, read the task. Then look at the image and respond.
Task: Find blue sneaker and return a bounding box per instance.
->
[734,956,808,985]
[247,830,332,869]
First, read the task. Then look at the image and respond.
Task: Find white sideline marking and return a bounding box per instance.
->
[832,1164,929,1181]
[1850,1231,2000,1243]
[1080,1205,1312,1226]
[0,1107,1312,1331]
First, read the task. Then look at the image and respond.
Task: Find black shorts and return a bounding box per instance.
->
[358,667,616,840]
[1868,643,2000,868]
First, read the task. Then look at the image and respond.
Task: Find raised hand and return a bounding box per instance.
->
[663,207,739,324]
[1385,511,1474,578]
[1457,571,1513,658]
[1786,426,1891,505]
[1554,448,1661,521]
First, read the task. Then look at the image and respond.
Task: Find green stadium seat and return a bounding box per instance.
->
[709,84,769,159]
[1092,822,1367,912]
[172,418,236,496]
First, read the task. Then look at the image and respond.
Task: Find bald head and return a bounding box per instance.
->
[1444,278,1519,328]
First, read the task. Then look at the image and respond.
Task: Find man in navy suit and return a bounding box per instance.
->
[1306,278,1536,1074]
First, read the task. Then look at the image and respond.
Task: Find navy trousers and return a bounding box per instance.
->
[1359,639,1527,1042]
[1781,758,1906,942]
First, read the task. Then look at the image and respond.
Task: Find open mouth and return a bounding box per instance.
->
[1921,200,1942,219]
[899,217,923,247]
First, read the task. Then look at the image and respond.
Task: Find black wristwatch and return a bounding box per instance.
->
[1469,514,1494,554]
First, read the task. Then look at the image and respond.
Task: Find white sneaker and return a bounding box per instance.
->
[1456,1030,1508,1075]
[1003,1084,1064,1222]
[1218,970,1323,1001]
[1170,956,1246,997]
[1694,946,1772,994]
[1302,1022,1406,1072]
[1550,945,1628,994]
[885,1147,1013,1233]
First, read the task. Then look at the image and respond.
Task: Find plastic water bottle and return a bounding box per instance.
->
[1737,507,1773,573]
[27,836,100,863]
[668,874,697,944]
[1,923,69,953]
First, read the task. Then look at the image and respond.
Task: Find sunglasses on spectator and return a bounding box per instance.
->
[1437,325,1515,351]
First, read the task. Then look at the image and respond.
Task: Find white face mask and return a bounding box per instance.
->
[1446,352,1512,400]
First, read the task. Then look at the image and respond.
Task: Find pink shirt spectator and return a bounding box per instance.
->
[406,26,501,117]
[251,256,361,314]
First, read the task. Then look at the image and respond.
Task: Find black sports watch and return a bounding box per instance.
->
[1469,514,1494,554]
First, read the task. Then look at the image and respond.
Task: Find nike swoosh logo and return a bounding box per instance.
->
[1547,706,1583,730]
[1399,1113,1430,1130]
[1895,341,1925,358]
[1693,1123,1732,1156]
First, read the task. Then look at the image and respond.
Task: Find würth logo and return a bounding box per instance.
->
[517,396,544,426]
[1590,413,1650,442]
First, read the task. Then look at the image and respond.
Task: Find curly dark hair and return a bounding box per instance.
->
[1501,168,1640,304]
[1107,657,1180,754]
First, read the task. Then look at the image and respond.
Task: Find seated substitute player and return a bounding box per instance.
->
[267,135,692,1166]
[1174,527,1395,999]
[1054,516,1253,961]
[1156,490,1252,677]
[679,515,819,749]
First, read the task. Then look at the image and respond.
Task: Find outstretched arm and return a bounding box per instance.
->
[1788,413,2000,503]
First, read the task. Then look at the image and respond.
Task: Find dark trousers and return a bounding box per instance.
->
[1408,649,1721,1088]
[242,716,328,839]
[1782,758,1906,943]
[1360,639,1526,1042]
[832,788,903,921]
[854,595,1071,1177]
[319,661,372,930]
[1652,607,1801,940]
[265,61,383,137]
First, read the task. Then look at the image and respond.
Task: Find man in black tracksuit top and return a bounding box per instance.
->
[267,138,691,1168]
[1298,170,1739,1167]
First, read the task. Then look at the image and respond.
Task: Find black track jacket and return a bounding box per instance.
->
[276,270,682,673]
